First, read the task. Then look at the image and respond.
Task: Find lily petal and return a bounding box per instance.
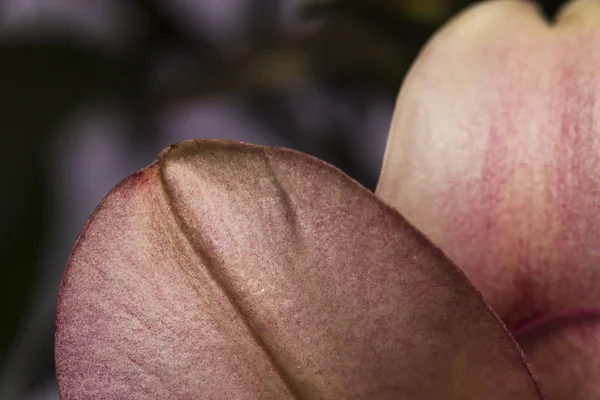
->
[377,0,600,397]
[56,139,543,399]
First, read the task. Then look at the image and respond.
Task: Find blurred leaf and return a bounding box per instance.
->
[303,0,439,51]
[151,18,408,109]
[399,0,452,23]
[0,40,128,366]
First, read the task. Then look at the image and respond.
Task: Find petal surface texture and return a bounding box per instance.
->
[55,139,544,399]
[376,0,600,398]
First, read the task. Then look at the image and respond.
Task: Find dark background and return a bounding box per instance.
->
[0,0,566,398]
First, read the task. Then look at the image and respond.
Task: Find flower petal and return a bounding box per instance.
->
[56,139,543,399]
[517,312,600,399]
[556,0,600,26]
[377,0,600,397]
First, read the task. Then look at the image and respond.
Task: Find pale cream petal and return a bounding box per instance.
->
[377,0,600,398]
[556,0,600,27]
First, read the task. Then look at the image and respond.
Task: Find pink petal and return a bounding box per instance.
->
[56,139,543,399]
[376,0,600,397]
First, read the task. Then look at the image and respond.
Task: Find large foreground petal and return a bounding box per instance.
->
[376,0,600,398]
[56,139,543,399]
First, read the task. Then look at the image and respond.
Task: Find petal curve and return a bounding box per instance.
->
[56,139,544,399]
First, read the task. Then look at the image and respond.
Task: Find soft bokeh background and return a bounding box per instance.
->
[0,0,566,398]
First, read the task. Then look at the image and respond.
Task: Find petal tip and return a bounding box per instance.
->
[556,0,600,26]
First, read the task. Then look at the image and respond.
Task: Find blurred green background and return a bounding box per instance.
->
[0,0,567,398]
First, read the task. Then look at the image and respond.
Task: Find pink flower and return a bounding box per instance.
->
[56,1,600,398]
